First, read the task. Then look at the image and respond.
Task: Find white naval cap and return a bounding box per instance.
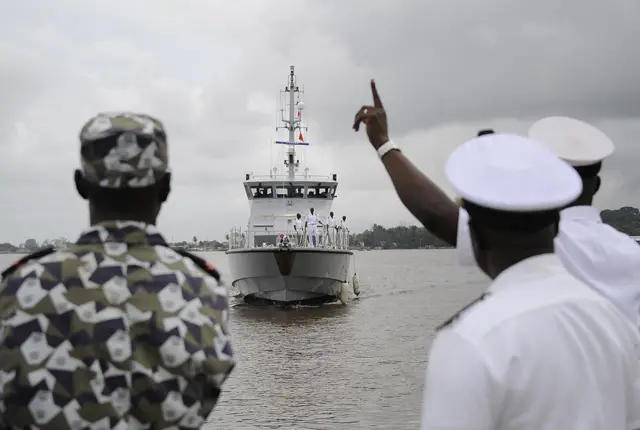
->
[446,133,583,212]
[528,116,615,167]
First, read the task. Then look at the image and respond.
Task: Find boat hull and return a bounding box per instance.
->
[226,248,353,305]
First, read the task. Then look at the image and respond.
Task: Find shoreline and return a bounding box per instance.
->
[1,247,453,255]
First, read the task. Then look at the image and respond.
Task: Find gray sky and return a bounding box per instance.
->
[1,0,639,244]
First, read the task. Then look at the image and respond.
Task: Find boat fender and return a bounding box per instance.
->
[339,282,349,305]
[352,273,360,296]
[174,249,222,284]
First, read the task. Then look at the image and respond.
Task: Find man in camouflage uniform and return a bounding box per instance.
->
[0,113,235,429]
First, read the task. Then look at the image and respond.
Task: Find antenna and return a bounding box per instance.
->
[275,66,308,180]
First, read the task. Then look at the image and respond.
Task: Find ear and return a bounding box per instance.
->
[158,173,171,203]
[468,219,490,277]
[594,175,601,194]
[468,218,484,250]
[74,170,89,200]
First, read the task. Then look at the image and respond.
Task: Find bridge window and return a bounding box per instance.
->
[273,185,305,198]
[275,185,299,198]
[307,186,329,198]
[251,186,273,198]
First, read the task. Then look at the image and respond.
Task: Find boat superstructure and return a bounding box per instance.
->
[226,66,354,305]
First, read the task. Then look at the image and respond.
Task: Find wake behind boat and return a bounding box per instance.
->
[226,66,358,306]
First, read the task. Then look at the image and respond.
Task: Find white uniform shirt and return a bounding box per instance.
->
[339,219,347,230]
[294,218,303,232]
[456,206,640,326]
[555,205,640,327]
[327,216,337,228]
[421,254,640,430]
[305,213,318,227]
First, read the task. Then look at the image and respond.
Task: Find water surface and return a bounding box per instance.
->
[0,249,487,429]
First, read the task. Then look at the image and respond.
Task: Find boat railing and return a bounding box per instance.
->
[227,225,350,250]
[246,173,335,182]
[227,227,248,250]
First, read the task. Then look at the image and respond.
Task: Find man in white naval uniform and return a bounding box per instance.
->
[293,213,304,246]
[530,116,640,327]
[338,216,348,249]
[304,208,320,248]
[456,117,640,326]
[326,211,337,248]
[352,80,640,329]
[420,134,640,430]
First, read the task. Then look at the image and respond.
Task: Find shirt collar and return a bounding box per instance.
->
[561,205,602,222]
[489,253,563,293]
[76,221,168,246]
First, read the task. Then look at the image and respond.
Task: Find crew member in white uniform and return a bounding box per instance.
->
[317,212,326,247]
[293,213,303,246]
[421,133,640,430]
[305,208,320,248]
[531,117,640,327]
[338,216,348,249]
[455,118,640,327]
[352,82,640,328]
[326,211,337,248]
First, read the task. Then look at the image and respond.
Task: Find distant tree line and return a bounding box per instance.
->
[349,224,450,249]
[1,206,639,253]
[350,206,640,249]
[170,239,227,250]
[599,206,640,236]
[0,236,227,254]
[0,237,72,254]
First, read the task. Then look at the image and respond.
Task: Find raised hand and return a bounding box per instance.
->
[353,80,389,149]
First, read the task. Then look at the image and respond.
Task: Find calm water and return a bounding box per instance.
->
[0,250,487,429]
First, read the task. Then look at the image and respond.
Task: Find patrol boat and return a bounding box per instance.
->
[226,66,358,305]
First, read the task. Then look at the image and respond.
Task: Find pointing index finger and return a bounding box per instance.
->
[371,79,383,109]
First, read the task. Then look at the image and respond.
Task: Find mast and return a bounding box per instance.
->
[276,65,306,179]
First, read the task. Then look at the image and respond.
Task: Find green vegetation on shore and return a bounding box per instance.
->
[351,206,640,249]
[1,206,639,253]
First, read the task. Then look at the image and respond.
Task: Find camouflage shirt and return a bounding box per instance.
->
[0,221,234,430]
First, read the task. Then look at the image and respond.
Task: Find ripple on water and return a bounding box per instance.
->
[0,250,487,429]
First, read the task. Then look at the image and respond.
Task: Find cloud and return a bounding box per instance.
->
[1,0,639,244]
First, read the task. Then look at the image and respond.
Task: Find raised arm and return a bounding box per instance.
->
[353,80,459,245]
[380,151,459,245]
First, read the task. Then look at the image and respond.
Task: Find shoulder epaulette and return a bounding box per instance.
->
[1,246,56,280]
[435,292,490,331]
[174,249,221,282]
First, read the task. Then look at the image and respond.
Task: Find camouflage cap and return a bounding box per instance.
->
[79,112,169,188]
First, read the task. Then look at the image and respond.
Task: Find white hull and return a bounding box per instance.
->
[227,248,352,305]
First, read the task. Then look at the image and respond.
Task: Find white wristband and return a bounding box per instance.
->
[377,140,400,159]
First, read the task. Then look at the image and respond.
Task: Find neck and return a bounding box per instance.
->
[567,196,593,207]
[486,247,553,279]
[90,211,157,226]
[569,180,595,207]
